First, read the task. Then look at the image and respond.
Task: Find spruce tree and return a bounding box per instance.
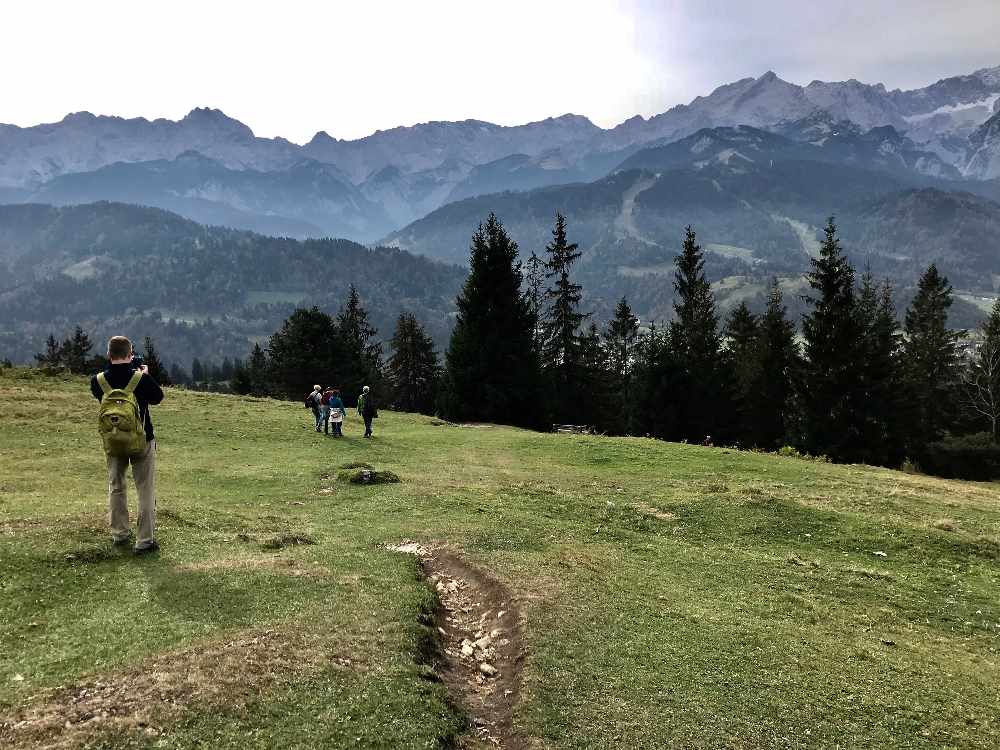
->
[267,307,342,400]
[605,297,640,385]
[142,337,172,385]
[35,334,64,368]
[753,281,800,449]
[63,326,94,374]
[441,214,542,427]
[247,342,270,397]
[631,324,683,439]
[724,302,760,445]
[387,313,441,415]
[902,264,964,448]
[191,358,205,384]
[799,218,865,461]
[337,285,382,403]
[524,250,546,348]
[540,213,588,422]
[855,274,904,465]
[169,363,190,387]
[668,226,728,443]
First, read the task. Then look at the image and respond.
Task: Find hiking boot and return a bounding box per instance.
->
[133,540,160,556]
[112,533,133,547]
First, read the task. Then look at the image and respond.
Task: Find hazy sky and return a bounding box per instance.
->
[3,1,999,143]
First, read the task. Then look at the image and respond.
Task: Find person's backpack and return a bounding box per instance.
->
[96,370,147,458]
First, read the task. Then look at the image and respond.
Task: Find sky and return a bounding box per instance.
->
[2,0,999,143]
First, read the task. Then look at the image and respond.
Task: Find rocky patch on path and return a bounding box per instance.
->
[387,541,526,749]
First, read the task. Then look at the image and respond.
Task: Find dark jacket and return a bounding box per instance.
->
[91,364,164,441]
[360,392,378,419]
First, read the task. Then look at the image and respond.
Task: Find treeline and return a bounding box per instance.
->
[226,285,439,412]
[433,213,999,476]
[33,327,173,385]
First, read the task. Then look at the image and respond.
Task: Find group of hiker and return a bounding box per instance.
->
[305,384,378,438]
[90,334,382,556]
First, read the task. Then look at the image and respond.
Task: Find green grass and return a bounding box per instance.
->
[1,368,999,749]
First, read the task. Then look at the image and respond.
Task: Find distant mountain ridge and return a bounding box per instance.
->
[1,64,999,250]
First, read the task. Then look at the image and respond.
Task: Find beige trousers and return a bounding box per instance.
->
[106,439,156,546]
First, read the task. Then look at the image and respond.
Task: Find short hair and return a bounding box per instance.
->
[107,336,133,360]
[313,384,321,391]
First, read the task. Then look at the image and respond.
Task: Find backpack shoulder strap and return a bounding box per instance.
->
[96,372,112,396]
[123,370,144,395]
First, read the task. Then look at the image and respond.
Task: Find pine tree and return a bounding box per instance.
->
[267,307,342,400]
[799,218,865,461]
[724,302,760,444]
[63,326,94,374]
[169,363,189,386]
[902,264,964,448]
[540,213,588,422]
[142,337,172,386]
[631,324,683,439]
[337,285,382,403]
[753,281,800,449]
[605,297,639,385]
[191,357,205,384]
[855,274,904,465]
[246,342,270,397]
[220,357,235,381]
[441,214,542,427]
[387,313,440,414]
[231,359,252,395]
[35,334,64,368]
[524,250,546,348]
[667,226,728,443]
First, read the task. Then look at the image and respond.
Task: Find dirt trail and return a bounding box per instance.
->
[389,541,526,749]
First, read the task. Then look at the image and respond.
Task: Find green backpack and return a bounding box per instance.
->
[96,371,147,458]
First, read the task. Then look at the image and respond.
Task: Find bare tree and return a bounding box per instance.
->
[962,340,1000,441]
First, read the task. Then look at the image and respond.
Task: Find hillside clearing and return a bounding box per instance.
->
[1,369,998,749]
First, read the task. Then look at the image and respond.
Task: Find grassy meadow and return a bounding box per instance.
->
[1,368,998,749]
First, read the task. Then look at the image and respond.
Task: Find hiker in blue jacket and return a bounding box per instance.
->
[326,388,346,437]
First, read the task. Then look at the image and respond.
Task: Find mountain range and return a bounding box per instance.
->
[2,66,1000,240]
[2,65,1000,366]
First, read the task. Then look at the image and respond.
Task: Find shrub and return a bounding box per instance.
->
[919,432,1000,481]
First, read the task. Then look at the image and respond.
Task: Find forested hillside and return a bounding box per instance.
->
[0,202,464,367]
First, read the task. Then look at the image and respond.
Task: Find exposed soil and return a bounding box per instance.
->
[0,627,353,750]
[388,541,526,749]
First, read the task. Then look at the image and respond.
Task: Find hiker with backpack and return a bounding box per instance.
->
[357,385,378,438]
[90,336,164,555]
[305,384,323,432]
[325,388,346,437]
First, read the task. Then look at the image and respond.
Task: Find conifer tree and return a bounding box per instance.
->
[169,363,190,387]
[668,226,728,442]
[191,358,205,384]
[337,285,382,402]
[855,274,904,465]
[724,302,760,444]
[246,342,270,397]
[441,214,542,427]
[142,337,171,386]
[630,324,683,439]
[605,297,640,385]
[540,213,588,421]
[387,313,440,415]
[902,264,964,447]
[799,218,865,461]
[267,307,342,400]
[753,281,800,449]
[63,326,94,374]
[524,250,546,347]
[231,360,251,395]
[35,334,64,368]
